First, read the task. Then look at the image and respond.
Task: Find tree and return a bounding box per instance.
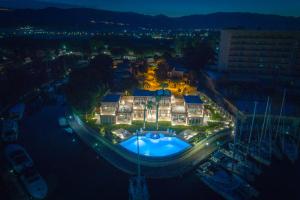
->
[65,54,113,112]
[155,62,169,82]
[160,82,168,90]
[147,100,153,119]
[182,41,214,71]
[111,47,127,57]
[114,76,138,92]
[89,37,105,52]
[155,95,161,130]
[138,63,148,74]
[89,54,113,85]
[162,52,173,60]
[142,100,153,129]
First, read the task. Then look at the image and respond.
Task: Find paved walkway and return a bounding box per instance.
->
[68,113,231,178]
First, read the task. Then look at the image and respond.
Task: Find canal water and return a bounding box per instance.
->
[3,101,300,199]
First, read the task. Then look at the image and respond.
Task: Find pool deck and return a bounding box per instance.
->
[68,113,232,178]
[120,133,191,157]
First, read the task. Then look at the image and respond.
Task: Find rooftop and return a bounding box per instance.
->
[133,89,172,97]
[116,62,131,70]
[9,103,25,113]
[133,89,155,97]
[156,89,171,97]
[102,94,121,103]
[166,60,188,72]
[184,96,203,104]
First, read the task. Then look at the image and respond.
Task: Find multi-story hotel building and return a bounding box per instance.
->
[217,29,300,74]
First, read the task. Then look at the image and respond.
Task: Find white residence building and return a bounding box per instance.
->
[99,89,204,125]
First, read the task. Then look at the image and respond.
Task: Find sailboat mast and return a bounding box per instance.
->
[259,97,270,145]
[275,89,286,140]
[265,102,272,159]
[136,131,141,177]
[296,128,300,157]
[232,115,239,166]
[269,103,273,155]
[247,101,257,155]
[238,117,244,144]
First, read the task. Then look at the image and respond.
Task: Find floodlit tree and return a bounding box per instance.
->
[155,95,161,130]
[143,100,153,129]
[160,82,168,90]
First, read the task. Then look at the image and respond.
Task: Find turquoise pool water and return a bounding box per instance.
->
[120,133,191,157]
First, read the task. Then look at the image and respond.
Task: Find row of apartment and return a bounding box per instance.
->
[98,89,204,126]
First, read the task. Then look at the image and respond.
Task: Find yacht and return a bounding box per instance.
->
[272,140,284,160]
[210,151,255,182]
[20,167,48,199]
[196,161,258,200]
[219,148,262,175]
[5,144,33,173]
[58,117,68,127]
[1,120,19,142]
[64,127,73,134]
[281,134,298,163]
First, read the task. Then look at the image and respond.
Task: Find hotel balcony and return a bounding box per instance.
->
[100,107,117,116]
[171,104,187,125]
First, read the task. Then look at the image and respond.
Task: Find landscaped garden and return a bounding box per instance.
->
[84,113,230,145]
[66,54,233,147]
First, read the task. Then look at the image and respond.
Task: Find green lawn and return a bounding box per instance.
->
[81,101,229,145]
[92,121,187,134]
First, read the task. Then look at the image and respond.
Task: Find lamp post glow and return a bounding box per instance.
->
[136,130,141,177]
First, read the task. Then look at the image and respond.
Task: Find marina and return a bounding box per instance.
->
[0,91,299,199]
[1,8,300,198]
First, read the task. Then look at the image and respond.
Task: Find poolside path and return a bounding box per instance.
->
[68,113,231,178]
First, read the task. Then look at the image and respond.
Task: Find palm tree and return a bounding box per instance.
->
[155,95,161,130]
[143,100,153,129]
[143,102,147,129]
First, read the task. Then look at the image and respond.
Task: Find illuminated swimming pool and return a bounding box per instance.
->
[120,133,191,157]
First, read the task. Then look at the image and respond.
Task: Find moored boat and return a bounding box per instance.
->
[5,144,33,173]
[196,161,258,200]
[20,167,48,199]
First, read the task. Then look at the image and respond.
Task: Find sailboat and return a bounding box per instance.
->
[196,161,259,200]
[275,89,299,163]
[272,89,286,160]
[210,151,256,182]
[241,99,272,166]
[218,116,261,177]
[282,133,298,163]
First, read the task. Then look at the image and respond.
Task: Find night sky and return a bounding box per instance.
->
[38,0,300,17]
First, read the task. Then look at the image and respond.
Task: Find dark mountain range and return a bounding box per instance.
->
[0,0,78,9]
[0,7,300,30]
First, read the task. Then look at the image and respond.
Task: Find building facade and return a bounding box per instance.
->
[100,95,120,124]
[99,90,204,125]
[218,29,300,75]
[184,96,204,125]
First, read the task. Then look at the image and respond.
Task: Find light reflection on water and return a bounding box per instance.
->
[120,133,191,157]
